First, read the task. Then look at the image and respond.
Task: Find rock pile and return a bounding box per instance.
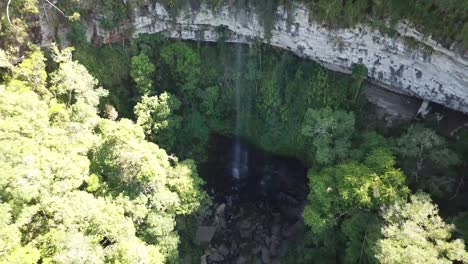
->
[204,202,305,263]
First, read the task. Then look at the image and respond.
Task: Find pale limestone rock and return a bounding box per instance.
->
[40,2,468,114]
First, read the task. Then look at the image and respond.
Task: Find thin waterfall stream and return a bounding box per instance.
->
[198,45,309,263]
[232,43,248,181]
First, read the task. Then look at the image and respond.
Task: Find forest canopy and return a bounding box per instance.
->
[0,45,210,263]
[1,0,468,263]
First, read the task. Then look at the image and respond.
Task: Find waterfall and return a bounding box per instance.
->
[232,44,248,180]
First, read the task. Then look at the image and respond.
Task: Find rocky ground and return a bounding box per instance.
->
[202,200,306,264]
[197,135,309,263]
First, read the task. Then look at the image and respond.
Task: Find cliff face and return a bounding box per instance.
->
[41,2,468,114]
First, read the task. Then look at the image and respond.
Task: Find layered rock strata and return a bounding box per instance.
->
[40,2,468,113]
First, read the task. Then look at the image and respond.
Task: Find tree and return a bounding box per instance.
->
[99,0,129,30]
[0,203,40,264]
[91,119,210,262]
[160,42,201,90]
[453,211,468,245]
[134,92,182,151]
[351,64,368,102]
[395,124,460,197]
[0,78,115,263]
[0,76,93,205]
[11,46,50,100]
[202,86,220,120]
[301,107,355,165]
[35,229,105,264]
[376,193,468,263]
[0,45,210,263]
[50,44,108,109]
[130,52,155,95]
[303,148,408,234]
[341,211,380,264]
[396,124,460,178]
[177,110,210,160]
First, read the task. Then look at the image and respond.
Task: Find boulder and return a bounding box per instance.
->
[218,243,230,257]
[236,255,248,264]
[208,251,224,262]
[261,247,271,263]
[269,236,280,257]
[215,203,227,228]
[216,203,226,216]
[195,226,217,245]
[200,254,207,264]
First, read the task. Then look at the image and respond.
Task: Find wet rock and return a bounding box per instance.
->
[277,193,302,220]
[239,242,249,251]
[269,236,280,257]
[195,226,217,245]
[217,244,229,257]
[239,219,253,239]
[216,203,226,214]
[278,240,291,257]
[236,255,248,264]
[208,253,224,262]
[254,230,264,244]
[230,240,239,253]
[261,247,271,263]
[215,203,227,228]
[282,220,305,238]
[271,223,281,236]
[200,254,207,264]
[240,229,252,239]
[252,245,261,255]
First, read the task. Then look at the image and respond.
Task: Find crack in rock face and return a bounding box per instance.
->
[40,2,468,114]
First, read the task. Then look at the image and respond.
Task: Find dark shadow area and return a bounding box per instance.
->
[198,134,309,262]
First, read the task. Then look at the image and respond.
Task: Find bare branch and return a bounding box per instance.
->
[358,224,369,264]
[43,0,66,18]
[6,0,18,30]
[449,160,466,200]
[6,0,66,32]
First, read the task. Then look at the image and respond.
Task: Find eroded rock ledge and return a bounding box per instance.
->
[41,2,468,114]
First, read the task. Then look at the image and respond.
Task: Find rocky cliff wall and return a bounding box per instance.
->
[41,2,468,114]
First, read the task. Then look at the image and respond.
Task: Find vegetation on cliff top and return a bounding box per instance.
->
[53,0,468,48]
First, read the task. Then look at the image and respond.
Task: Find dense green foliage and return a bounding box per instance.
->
[64,31,468,262]
[0,45,210,263]
[71,35,359,162]
[377,193,467,263]
[131,53,156,95]
[304,148,409,234]
[0,0,39,56]
[395,124,461,197]
[308,0,467,46]
[72,36,468,263]
[2,0,468,260]
[341,211,380,263]
[134,93,182,150]
[301,108,355,165]
[134,38,363,162]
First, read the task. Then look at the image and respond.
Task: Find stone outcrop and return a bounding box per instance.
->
[40,2,468,114]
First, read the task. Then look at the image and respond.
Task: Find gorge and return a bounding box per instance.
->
[1,0,468,263]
